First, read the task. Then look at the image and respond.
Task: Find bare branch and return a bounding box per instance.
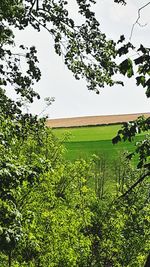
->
[28,0,36,14]
[129,2,150,41]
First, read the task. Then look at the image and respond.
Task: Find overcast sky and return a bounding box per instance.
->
[11,0,150,118]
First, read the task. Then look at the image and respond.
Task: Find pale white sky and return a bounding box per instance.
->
[9,0,150,118]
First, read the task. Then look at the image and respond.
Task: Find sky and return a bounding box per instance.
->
[9,0,150,118]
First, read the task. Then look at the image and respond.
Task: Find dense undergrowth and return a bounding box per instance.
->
[0,107,149,266]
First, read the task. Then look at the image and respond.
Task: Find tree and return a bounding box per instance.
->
[0,0,150,265]
[0,107,97,266]
[0,109,47,265]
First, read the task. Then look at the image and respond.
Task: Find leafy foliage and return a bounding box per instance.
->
[1,0,150,99]
[0,0,150,266]
[1,111,149,266]
[117,40,150,98]
[0,106,95,265]
[112,116,150,195]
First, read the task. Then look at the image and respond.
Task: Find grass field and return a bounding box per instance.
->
[54,125,122,142]
[53,124,148,194]
[53,125,146,161]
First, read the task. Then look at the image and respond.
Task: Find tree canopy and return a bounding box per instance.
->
[1,0,150,100]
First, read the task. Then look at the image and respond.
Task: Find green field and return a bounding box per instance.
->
[54,125,121,142]
[53,125,146,161]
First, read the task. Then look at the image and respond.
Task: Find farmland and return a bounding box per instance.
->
[53,124,146,161]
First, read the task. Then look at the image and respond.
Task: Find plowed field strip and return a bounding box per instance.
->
[46,113,150,128]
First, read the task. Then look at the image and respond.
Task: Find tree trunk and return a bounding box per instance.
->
[8,251,12,267]
[144,252,150,267]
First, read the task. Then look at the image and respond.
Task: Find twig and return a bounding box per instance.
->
[129,2,150,40]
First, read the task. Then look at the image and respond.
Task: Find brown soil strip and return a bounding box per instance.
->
[46,113,150,128]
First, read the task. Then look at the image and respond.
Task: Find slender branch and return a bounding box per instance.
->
[129,2,150,40]
[28,0,37,15]
[30,14,67,54]
[120,171,150,198]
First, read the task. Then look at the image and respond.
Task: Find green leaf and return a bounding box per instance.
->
[119,58,134,77]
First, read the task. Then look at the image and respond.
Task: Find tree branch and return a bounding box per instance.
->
[129,2,150,40]
[120,171,150,198]
[28,0,37,15]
